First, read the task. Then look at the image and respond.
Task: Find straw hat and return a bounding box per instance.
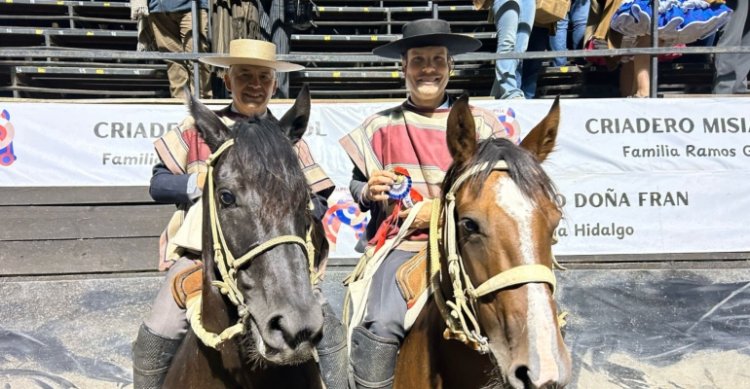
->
[200,39,304,72]
[373,19,481,59]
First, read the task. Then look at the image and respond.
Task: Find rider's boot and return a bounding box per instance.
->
[316,301,349,389]
[132,323,181,389]
[349,325,399,389]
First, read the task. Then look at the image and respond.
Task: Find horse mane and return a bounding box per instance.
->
[442,137,559,208]
[231,117,310,214]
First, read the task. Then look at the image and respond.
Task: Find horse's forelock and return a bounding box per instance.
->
[444,138,558,209]
[225,119,309,210]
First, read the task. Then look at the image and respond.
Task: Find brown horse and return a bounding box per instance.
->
[394,96,572,389]
[163,87,326,388]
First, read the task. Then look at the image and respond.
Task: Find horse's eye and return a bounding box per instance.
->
[459,218,480,235]
[219,190,236,206]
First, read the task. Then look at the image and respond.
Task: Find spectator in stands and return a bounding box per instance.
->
[131,39,346,389]
[550,0,591,66]
[212,0,294,98]
[145,0,212,98]
[584,0,658,97]
[488,0,536,99]
[339,19,520,389]
[520,5,582,99]
[714,0,749,94]
[130,0,157,52]
[584,1,653,99]
[619,38,651,97]
[472,0,535,98]
[584,0,623,68]
[521,25,553,99]
[609,0,733,97]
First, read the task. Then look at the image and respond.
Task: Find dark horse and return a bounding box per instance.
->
[394,96,572,389]
[163,87,326,388]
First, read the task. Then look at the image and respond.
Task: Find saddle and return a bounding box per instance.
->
[171,261,203,309]
[395,247,429,309]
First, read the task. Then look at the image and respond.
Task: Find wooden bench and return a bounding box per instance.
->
[0,186,173,276]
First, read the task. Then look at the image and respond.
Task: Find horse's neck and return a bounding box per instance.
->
[165,331,243,388]
[396,298,495,389]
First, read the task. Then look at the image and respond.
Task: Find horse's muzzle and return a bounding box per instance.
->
[247,305,324,366]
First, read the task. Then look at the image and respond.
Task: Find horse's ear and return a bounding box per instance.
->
[446,94,477,166]
[280,84,311,144]
[520,96,560,163]
[186,93,231,153]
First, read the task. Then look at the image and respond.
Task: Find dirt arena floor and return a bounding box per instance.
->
[1,267,749,388]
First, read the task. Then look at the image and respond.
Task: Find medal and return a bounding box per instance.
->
[372,166,424,252]
[388,167,412,200]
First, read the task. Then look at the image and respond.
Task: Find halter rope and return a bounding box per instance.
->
[188,139,320,349]
[429,161,558,354]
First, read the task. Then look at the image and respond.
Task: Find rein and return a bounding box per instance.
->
[429,161,557,354]
[188,139,320,349]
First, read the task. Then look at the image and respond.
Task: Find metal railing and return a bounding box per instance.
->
[0,0,747,98]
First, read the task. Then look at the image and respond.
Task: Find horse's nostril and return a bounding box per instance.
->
[269,315,283,333]
[288,328,315,349]
[512,366,561,389]
[268,314,318,350]
[514,365,532,388]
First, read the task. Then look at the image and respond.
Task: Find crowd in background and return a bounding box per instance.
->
[489,0,746,98]
[129,0,750,99]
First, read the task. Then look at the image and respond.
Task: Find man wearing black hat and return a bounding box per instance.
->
[339,19,520,389]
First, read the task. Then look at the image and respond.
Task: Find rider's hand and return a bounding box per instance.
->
[365,170,397,202]
[130,4,149,20]
[398,199,433,230]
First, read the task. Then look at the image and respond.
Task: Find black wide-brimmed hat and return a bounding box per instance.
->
[373,18,482,59]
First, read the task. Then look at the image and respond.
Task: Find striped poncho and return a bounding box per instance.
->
[339,98,520,251]
[153,104,334,270]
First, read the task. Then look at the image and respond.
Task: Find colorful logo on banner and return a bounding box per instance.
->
[323,193,369,251]
[0,109,17,166]
[495,106,521,141]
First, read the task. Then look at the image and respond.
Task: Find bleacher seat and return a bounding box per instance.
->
[287,0,499,98]
[0,0,161,98]
[0,0,722,99]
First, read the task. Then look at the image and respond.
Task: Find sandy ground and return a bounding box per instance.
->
[2,268,749,388]
[577,350,750,389]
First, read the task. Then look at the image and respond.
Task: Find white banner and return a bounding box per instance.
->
[1,98,749,256]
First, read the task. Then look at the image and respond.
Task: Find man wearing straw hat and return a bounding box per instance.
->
[132,39,347,389]
[339,19,519,389]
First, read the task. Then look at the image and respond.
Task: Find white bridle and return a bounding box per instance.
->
[429,161,558,354]
[187,139,320,349]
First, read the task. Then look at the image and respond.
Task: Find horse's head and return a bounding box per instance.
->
[442,96,571,388]
[188,86,324,366]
